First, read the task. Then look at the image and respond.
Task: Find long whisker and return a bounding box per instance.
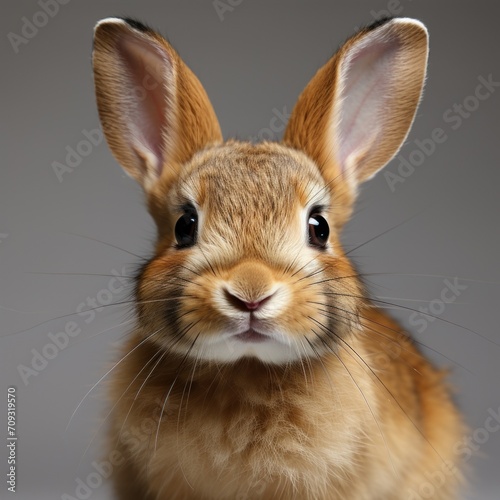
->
[345,211,425,256]
[304,273,494,346]
[323,291,498,347]
[154,332,201,454]
[27,272,136,279]
[62,231,149,261]
[302,336,340,408]
[307,327,398,477]
[353,272,500,286]
[281,246,303,276]
[290,254,322,278]
[67,317,136,349]
[115,321,200,445]
[176,345,204,485]
[294,266,329,283]
[64,326,163,433]
[77,346,163,468]
[309,316,455,475]
[2,296,195,338]
[121,349,172,458]
[311,302,422,371]
[309,300,472,374]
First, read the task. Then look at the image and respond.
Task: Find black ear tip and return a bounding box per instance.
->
[120,17,153,34]
[365,16,395,32]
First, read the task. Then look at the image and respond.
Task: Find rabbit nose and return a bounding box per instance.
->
[223,260,278,313]
[224,289,274,312]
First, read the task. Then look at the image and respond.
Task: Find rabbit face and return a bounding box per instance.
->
[136,141,362,364]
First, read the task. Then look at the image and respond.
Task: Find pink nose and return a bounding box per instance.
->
[224,290,273,312]
[243,300,261,311]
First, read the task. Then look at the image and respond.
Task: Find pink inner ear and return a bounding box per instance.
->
[117,35,172,176]
[336,37,400,171]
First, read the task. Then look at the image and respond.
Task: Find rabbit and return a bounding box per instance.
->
[92,15,465,500]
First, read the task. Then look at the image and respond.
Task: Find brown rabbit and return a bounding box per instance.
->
[92,16,465,499]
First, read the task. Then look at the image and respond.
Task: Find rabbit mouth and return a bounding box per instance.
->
[234,329,269,343]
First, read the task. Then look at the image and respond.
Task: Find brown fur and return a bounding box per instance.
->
[109,309,463,499]
[92,17,465,499]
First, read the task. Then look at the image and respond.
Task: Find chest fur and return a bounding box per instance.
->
[113,352,378,499]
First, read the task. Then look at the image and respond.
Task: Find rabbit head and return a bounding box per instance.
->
[92,17,428,365]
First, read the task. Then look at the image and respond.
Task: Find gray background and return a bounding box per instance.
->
[1,1,499,499]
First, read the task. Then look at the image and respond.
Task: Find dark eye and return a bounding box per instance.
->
[175,207,198,248]
[308,213,329,248]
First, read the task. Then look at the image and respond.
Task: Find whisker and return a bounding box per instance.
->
[290,254,322,278]
[26,272,136,279]
[295,338,311,390]
[154,332,201,454]
[294,266,329,283]
[68,317,136,348]
[310,301,472,374]
[345,211,425,256]
[64,326,163,433]
[354,272,500,286]
[302,336,341,408]
[0,304,53,315]
[311,303,421,371]
[176,346,203,476]
[177,263,202,278]
[281,246,303,276]
[309,316,454,475]
[116,321,200,445]
[308,327,398,477]
[77,346,163,468]
[2,297,194,339]
[323,292,499,347]
[62,231,149,261]
[198,244,218,278]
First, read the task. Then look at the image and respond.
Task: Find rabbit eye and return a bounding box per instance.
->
[308,213,329,248]
[175,207,198,248]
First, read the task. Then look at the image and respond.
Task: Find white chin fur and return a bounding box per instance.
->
[192,336,313,365]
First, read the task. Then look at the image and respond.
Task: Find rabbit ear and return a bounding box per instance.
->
[284,17,428,190]
[92,18,222,193]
